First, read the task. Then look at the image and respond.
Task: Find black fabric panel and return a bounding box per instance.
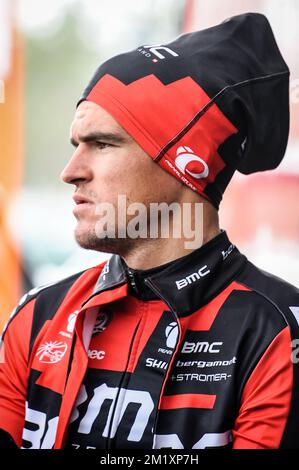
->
[0,429,18,448]
[214,289,287,406]
[29,271,86,356]
[236,262,299,449]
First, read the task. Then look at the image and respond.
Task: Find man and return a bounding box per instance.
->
[1,12,299,449]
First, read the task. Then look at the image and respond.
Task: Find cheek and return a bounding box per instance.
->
[91,149,180,205]
[94,163,134,200]
[92,152,147,196]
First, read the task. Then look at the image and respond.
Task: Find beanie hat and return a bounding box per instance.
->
[77,12,289,208]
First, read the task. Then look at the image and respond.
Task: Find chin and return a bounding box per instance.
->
[74,224,99,251]
[74,224,132,255]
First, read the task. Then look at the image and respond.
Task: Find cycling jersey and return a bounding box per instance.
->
[1,230,299,449]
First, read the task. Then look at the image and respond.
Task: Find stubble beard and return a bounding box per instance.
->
[74,223,138,257]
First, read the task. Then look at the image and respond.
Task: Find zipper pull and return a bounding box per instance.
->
[127,268,137,293]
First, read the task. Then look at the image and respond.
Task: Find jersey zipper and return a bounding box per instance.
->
[127,268,138,294]
[144,278,182,441]
[105,315,143,450]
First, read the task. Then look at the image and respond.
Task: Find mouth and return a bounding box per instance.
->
[72,194,94,217]
[72,194,93,205]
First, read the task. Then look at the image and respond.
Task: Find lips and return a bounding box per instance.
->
[73,194,93,205]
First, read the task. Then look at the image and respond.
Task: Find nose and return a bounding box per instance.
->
[60,146,93,185]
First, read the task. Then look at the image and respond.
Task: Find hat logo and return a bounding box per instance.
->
[175,146,209,179]
[142,45,179,60]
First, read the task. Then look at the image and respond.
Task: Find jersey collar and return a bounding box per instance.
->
[93,230,246,316]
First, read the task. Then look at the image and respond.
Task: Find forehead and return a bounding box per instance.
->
[70,101,124,136]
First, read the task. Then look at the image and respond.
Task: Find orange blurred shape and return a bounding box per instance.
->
[0,24,23,331]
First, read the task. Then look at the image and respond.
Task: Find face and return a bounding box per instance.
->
[60,101,182,255]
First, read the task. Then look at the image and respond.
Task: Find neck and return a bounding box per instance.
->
[122,201,220,270]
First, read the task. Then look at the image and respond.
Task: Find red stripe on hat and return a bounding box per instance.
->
[87,73,237,200]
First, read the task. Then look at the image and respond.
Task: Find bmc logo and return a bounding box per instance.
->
[176,264,210,290]
[182,341,223,354]
[175,146,209,180]
[70,383,154,442]
[22,403,58,449]
[22,400,231,449]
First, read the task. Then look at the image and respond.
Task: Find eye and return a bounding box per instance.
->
[95,141,111,150]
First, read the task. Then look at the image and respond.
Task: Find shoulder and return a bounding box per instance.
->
[1,263,105,341]
[234,260,299,333]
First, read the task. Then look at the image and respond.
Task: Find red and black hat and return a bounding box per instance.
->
[77,12,289,208]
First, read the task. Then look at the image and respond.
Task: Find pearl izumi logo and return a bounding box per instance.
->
[59,310,79,338]
[176,265,210,290]
[137,44,179,62]
[175,146,209,180]
[67,310,79,333]
[145,322,179,370]
[165,322,179,348]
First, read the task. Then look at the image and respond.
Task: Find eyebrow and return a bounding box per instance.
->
[70,131,129,147]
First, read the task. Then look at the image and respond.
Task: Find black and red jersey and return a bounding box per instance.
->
[1,231,299,449]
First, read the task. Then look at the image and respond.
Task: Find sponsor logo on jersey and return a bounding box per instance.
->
[176,356,236,368]
[70,383,154,442]
[147,322,179,367]
[146,358,168,370]
[176,265,210,290]
[165,321,179,348]
[92,310,112,336]
[170,372,231,382]
[36,341,68,364]
[87,349,106,360]
[22,403,59,449]
[158,348,172,355]
[67,311,80,333]
[221,244,235,260]
[156,322,179,356]
[181,341,223,354]
[59,310,80,338]
[101,261,110,281]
